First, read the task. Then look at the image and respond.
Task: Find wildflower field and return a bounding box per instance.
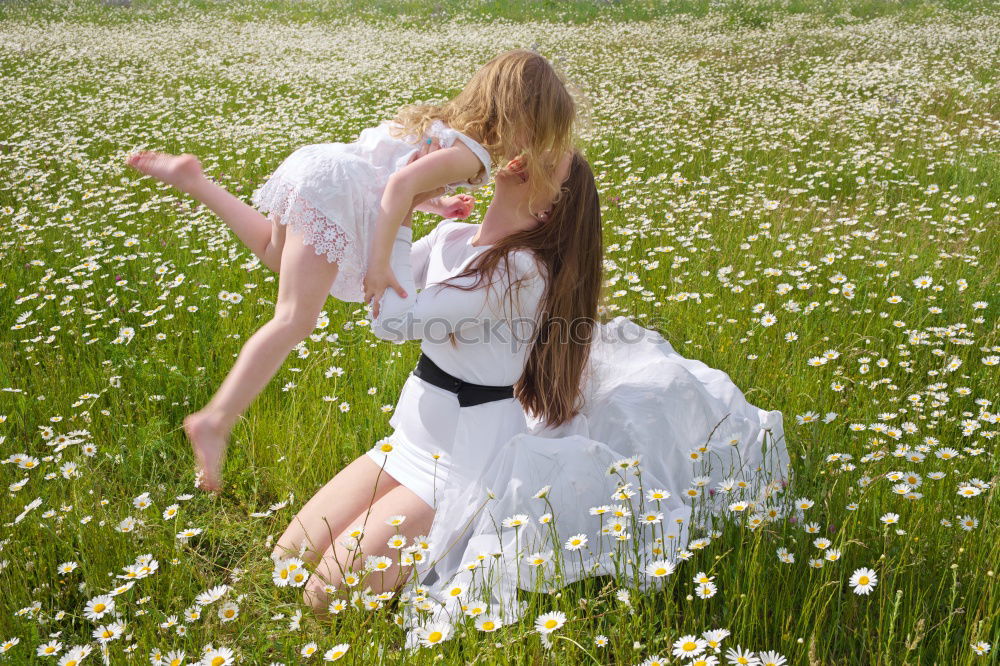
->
[1,0,997,664]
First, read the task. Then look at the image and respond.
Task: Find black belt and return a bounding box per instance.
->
[413,353,515,407]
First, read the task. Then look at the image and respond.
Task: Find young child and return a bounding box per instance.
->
[125,49,575,492]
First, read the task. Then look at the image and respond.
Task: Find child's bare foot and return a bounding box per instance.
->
[183,411,229,492]
[126,151,204,194]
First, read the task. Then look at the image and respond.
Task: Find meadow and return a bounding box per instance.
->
[0,0,997,664]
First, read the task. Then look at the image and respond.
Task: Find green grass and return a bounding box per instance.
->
[1,1,998,664]
[3,0,1000,25]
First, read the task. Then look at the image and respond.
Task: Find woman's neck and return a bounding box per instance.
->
[473,199,536,246]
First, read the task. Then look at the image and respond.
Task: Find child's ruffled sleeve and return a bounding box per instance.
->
[425,120,492,191]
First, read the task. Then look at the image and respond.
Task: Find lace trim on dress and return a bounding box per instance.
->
[251,178,368,302]
[252,179,350,265]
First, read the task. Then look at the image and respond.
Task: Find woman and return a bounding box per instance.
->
[270,149,595,587]
[272,150,790,647]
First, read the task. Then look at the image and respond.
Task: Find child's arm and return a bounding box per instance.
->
[363,144,483,306]
[407,137,476,219]
[414,193,476,219]
[413,197,445,215]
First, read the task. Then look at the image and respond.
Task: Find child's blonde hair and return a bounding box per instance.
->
[392,49,576,211]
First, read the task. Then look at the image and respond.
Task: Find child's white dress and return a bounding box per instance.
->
[251,119,492,303]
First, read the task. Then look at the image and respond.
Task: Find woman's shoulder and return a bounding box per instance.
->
[511,247,546,281]
[430,218,469,238]
[415,218,469,249]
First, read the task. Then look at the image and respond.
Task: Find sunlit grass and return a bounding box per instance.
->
[1,1,997,664]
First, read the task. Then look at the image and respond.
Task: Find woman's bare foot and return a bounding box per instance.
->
[126,151,204,194]
[183,411,230,492]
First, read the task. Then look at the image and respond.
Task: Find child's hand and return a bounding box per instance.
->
[438,193,476,219]
[363,263,407,320]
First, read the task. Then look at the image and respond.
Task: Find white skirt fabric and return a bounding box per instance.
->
[395,316,792,649]
[250,124,417,303]
[365,377,461,510]
[365,432,452,510]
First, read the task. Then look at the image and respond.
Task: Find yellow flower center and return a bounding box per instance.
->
[683,642,697,651]
[482,621,495,631]
[545,619,557,629]
[428,631,442,643]
[93,603,105,612]
[858,576,869,585]
[331,651,344,659]
[211,658,225,666]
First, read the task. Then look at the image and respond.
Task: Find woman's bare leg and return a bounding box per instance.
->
[126,151,283,272]
[303,484,436,613]
[271,455,403,565]
[184,226,339,491]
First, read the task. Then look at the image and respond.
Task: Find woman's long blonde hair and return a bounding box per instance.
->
[392,49,576,212]
[439,151,603,427]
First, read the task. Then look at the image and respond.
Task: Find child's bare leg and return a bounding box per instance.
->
[265,217,287,270]
[126,151,282,272]
[184,227,339,491]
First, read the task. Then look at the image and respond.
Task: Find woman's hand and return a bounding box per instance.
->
[363,262,407,320]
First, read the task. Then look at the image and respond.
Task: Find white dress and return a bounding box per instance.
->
[366,219,546,508]
[250,120,492,303]
[367,220,791,649]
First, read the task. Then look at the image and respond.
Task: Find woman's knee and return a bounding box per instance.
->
[270,537,297,563]
[303,573,332,612]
